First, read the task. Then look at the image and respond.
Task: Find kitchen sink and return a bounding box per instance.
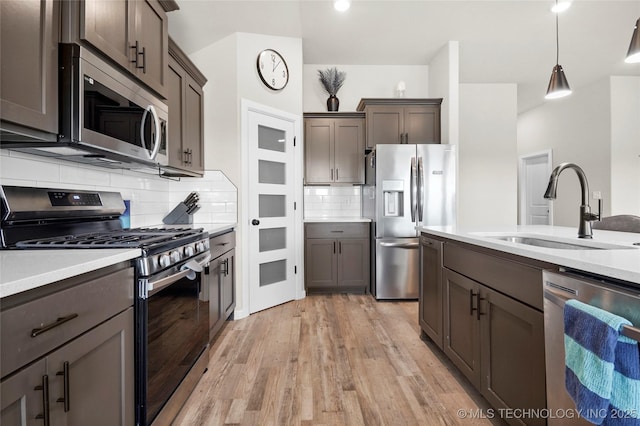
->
[488,235,637,250]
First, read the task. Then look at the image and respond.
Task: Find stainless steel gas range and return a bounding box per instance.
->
[0,185,211,426]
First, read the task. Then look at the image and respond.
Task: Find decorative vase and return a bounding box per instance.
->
[327,95,339,112]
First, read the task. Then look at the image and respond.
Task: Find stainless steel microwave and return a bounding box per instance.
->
[56,43,168,167]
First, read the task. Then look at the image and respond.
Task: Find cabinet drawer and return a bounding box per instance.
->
[443,242,545,311]
[209,230,235,259]
[305,223,369,239]
[1,265,133,378]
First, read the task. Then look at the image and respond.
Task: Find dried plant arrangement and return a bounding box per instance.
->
[317,67,346,96]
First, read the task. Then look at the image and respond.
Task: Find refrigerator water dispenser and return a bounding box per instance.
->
[382,180,404,217]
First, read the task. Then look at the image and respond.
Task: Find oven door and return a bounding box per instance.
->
[136,253,210,426]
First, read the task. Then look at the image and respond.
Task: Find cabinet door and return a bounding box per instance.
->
[1,359,49,426]
[365,105,403,148]
[337,238,369,290]
[305,238,337,289]
[419,236,443,348]
[480,287,546,426]
[80,0,133,70]
[207,257,223,342]
[132,0,168,97]
[334,119,365,184]
[48,308,134,426]
[0,0,59,134]
[305,119,334,184]
[443,269,481,388]
[221,249,236,319]
[184,74,204,174]
[166,55,186,170]
[404,106,440,144]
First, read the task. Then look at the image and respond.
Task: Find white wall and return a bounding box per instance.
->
[189,32,304,319]
[610,76,640,216]
[303,65,429,112]
[458,84,518,227]
[518,78,613,226]
[304,186,361,218]
[428,41,459,146]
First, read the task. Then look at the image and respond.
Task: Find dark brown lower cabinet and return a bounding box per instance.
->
[419,235,444,349]
[0,308,134,426]
[304,223,370,293]
[207,231,236,343]
[443,268,546,426]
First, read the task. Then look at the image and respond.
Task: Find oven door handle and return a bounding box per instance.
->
[146,254,211,297]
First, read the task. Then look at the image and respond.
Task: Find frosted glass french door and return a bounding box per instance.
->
[248,110,296,313]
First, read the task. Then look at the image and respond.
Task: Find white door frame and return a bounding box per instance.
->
[518,149,553,225]
[236,99,304,319]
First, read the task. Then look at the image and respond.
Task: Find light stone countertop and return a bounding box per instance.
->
[0,249,141,299]
[0,224,237,299]
[418,225,640,285]
[304,217,372,223]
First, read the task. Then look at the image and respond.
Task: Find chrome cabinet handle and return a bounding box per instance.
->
[31,314,79,338]
[336,169,339,180]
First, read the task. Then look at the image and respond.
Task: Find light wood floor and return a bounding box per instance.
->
[174,294,500,425]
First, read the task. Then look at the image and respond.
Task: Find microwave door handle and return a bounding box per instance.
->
[140,105,161,161]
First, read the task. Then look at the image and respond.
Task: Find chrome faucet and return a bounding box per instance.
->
[543,162,601,239]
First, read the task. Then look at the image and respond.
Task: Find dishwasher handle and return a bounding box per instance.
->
[544,284,640,343]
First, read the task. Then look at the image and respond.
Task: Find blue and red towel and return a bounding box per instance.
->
[564,299,640,425]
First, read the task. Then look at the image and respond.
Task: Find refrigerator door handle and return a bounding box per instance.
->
[410,157,417,222]
[417,156,424,222]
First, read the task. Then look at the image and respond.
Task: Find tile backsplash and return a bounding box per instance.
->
[304,186,361,218]
[0,149,237,227]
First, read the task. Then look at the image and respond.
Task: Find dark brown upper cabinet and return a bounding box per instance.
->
[304,112,365,185]
[0,0,60,139]
[64,0,169,98]
[163,38,207,177]
[357,98,442,149]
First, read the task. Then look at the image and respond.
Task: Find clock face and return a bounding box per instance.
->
[257,49,289,91]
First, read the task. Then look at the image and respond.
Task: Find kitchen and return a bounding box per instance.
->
[1,0,640,425]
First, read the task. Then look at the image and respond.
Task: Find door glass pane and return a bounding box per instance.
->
[258,125,286,152]
[260,259,286,287]
[259,160,285,185]
[259,194,285,218]
[259,228,286,252]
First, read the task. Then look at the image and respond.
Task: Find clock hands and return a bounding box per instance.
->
[273,59,281,72]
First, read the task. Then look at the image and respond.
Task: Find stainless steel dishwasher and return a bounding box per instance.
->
[543,269,640,426]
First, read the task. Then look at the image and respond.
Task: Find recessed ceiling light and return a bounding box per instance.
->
[334,0,350,12]
[551,1,571,13]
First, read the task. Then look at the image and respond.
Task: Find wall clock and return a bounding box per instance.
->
[256,49,289,91]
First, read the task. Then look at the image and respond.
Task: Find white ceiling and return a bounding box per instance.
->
[168,0,640,112]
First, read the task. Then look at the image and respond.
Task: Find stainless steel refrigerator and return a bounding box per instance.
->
[363,144,456,299]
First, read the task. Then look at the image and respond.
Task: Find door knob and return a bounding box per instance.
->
[252,219,260,226]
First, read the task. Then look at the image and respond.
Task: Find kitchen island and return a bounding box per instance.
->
[419,224,640,284]
[417,224,640,426]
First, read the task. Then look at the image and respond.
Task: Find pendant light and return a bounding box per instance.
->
[545,0,572,99]
[625,18,640,64]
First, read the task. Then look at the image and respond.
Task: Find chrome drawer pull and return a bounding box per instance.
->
[31,314,79,338]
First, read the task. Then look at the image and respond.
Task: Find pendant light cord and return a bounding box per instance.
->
[555,0,560,65]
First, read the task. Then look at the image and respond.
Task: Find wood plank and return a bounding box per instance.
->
[174,295,501,425]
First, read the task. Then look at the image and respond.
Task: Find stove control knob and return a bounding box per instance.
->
[184,246,195,257]
[170,250,181,263]
[195,242,204,253]
[158,254,171,268]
